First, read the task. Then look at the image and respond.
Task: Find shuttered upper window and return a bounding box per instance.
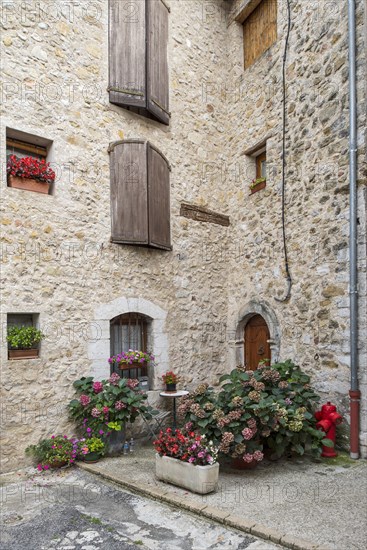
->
[108,0,170,125]
[109,139,171,250]
[242,0,277,69]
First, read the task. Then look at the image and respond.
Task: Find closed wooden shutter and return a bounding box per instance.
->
[148,144,171,249]
[147,0,170,125]
[109,0,146,108]
[243,0,277,69]
[109,140,171,249]
[108,0,170,125]
[109,140,148,245]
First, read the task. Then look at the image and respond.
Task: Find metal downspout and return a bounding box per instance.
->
[347,0,360,459]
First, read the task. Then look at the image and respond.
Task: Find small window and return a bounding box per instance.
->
[7,313,42,360]
[242,0,277,69]
[256,152,266,180]
[110,313,152,389]
[6,128,54,195]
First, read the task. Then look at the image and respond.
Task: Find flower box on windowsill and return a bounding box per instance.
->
[8,175,50,195]
[155,454,219,495]
[8,349,39,360]
[250,178,266,195]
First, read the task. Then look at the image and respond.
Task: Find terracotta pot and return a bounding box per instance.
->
[8,349,39,360]
[250,180,266,194]
[49,460,68,468]
[231,457,258,470]
[8,175,50,194]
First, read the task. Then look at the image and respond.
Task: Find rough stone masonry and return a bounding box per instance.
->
[0,0,366,471]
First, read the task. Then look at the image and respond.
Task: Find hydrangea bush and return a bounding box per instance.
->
[68,373,154,433]
[178,360,332,463]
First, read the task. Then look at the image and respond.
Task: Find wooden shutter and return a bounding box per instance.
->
[243,0,277,69]
[147,0,170,125]
[148,144,171,249]
[109,140,148,245]
[109,140,171,249]
[108,0,146,109]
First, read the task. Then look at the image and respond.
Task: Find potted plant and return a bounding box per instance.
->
[68,372,155,455]
[7,155,55,194]
[108,350,155,373]
[162,371,179,392]
[26,435,80,470]
[178,361,332,466]
[7,325,44,360]
[249,176,266,194]
[79,436,105,463]
[154,428,219,494]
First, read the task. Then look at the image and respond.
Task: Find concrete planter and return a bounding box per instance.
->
[155,454,219,494]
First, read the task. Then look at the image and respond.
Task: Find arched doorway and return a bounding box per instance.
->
[244,314,271,370]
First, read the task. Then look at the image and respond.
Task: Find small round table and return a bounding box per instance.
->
[159,390,189,432]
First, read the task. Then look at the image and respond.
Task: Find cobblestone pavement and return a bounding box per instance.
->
[0,468,285,550]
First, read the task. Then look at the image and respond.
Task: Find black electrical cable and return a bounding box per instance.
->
[275,0,292,303]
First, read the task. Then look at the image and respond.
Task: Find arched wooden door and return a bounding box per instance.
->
[244,314,271,370]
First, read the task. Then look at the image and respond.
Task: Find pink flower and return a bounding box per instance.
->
[91,407,101,417]
[37,464,43,471]
[243,453,254,463]
[242,428,254,440]
[44,464,50,470]
[102,406,109,414]
[109,373,121,385]
[127,379,139,389]
[115,401,126,410]
[247,418,257,429]
[253,450,264,462]
[93,381,103,394]
[80,394,91,406]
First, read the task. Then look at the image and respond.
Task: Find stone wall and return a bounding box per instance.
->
[0,0,366,471]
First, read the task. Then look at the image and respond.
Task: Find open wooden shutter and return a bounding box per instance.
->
[148,144,171,249]
[109,140,148,245]
[108,0,170,125]
[108,0,147,109]
[109,140,171,249]
[147,0,170,125]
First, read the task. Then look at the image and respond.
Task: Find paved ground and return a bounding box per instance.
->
[0,468,284,550]
[75,444,367,550]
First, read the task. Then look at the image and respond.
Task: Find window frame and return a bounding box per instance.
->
[240,0,277,69]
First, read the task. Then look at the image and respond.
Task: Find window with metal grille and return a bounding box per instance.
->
[110,313,151,385]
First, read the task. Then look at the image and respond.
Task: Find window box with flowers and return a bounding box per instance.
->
[250,176,266,194]
[154,428,219,494]
[7,155,55,194]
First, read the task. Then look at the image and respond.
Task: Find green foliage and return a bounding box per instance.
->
[7,325,44,349]
[25,435,78,469]
[179,360,327,462]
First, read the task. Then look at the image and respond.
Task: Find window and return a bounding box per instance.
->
[7,313,42,360]
[109,139,171,250]
[256,151,266,180]
[110,313,151,387]
[6,128,54,194]
[242,0,277,69]
[108,0,170,125]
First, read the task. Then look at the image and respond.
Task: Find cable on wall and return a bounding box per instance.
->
[275,0,292,303]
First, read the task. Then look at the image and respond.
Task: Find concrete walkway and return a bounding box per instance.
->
[77,445,367,550]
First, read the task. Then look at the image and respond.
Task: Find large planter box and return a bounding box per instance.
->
[155,454,219,495]
[8,175,50,194]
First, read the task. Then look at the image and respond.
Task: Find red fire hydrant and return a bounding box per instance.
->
[314,402,343,458]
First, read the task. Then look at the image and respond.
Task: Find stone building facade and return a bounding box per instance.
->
[0,0,366,471]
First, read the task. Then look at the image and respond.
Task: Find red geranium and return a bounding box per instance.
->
[7,155,56,184]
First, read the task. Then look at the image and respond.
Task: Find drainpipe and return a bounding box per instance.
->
[347,0,360,459]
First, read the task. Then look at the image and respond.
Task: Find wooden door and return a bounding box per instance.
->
[244,315,271,370]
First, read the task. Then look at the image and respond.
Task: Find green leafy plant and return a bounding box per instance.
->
[26,435,79,470]
[179,361,333,464]
[7,325,44,350]
[79,436,105,455]
[68,372,155,434]
[162,371,179,384]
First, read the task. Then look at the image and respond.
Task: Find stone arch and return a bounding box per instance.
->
[88,297,168,389]
[231,300,280,367]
